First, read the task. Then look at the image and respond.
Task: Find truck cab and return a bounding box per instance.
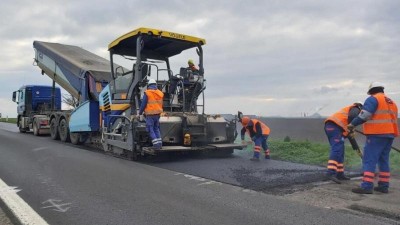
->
[12,85,61,133]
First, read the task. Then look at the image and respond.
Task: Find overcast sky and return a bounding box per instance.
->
[1,0,399,118]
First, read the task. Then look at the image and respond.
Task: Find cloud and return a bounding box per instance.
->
[313,86,339,94]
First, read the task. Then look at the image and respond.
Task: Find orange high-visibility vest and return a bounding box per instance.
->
[144,89,164,115]
[246,119,270,135]
[325,105,353,136]
[363,93,398,136]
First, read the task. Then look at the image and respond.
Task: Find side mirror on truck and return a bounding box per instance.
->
[12,91,17,103]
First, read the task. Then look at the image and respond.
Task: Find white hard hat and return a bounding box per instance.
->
[354,101,363,107]
[367,82,384,94]
[148,79,157,85]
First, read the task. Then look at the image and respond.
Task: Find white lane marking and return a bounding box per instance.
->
[0,178,49,225]
[175,172,260,194]
[32,147,48,152]
[41,199,71,212]
[175,173,222,186]
[183,174,207,182]
[242,189,257,194]
[0,186,21,194]
[197,181,222,186]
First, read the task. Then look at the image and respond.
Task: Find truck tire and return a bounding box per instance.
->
[50,119,59,140]
[19,126,27,133]
[58,118,70,142]
[18,118,27,133]
[70,133,82,145]
[33,120,40,136]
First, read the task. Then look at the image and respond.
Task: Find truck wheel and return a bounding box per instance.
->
[58,118,70,142]
[18,126,27,133]
[33,120,40,136]
[50,119,59,140]
[18,118,27,133]
[70,133,82,145]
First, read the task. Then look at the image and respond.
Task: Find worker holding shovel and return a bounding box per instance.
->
[348,82,398,194]
[240,116,271,161]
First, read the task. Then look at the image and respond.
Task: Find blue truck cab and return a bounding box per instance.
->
[12,85,61,133]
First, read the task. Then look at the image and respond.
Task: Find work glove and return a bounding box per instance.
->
[347,124,355,132]
[139,115,145,122]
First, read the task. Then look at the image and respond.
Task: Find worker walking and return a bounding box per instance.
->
[348,82,398,194]
[241,117,271,161]
[138,79,164,150]
[324,102,363,184]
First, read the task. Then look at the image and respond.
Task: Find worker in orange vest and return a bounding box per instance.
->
[324,102,363,184]
[348,82,398,194]
[240,117,271,161]
[138,79,164,150]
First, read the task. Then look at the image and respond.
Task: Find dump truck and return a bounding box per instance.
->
[12,41,111,140]
[14,27,244,159]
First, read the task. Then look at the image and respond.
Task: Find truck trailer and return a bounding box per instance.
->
[13,27,244,159]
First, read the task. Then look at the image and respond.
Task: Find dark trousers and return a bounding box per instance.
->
[145,114,162,148]
[361,136,393,190]
[324,122,345,175]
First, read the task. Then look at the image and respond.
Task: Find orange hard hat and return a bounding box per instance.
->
[241,116,250,126]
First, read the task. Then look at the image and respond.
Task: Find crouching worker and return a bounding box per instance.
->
[324,102,362,184]
[241,117,271,161]
[138,79,164,150]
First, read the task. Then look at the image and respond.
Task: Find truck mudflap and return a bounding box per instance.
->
[143,143,246,155]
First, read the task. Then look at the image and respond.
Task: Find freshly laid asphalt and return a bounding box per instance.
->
[151,151,327,195]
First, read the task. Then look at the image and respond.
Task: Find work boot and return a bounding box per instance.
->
[352,187,373,194]
[374,186,389,194]
[326,173,341,184]
[265,150,270,159]
[251,152,260,161]
[152,144,161,151]
[250,157,260,162]
[336,174,351,180]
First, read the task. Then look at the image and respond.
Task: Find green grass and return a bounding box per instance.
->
[0,118,17,124]
[240,137,400,173]
[268,140,363,170]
